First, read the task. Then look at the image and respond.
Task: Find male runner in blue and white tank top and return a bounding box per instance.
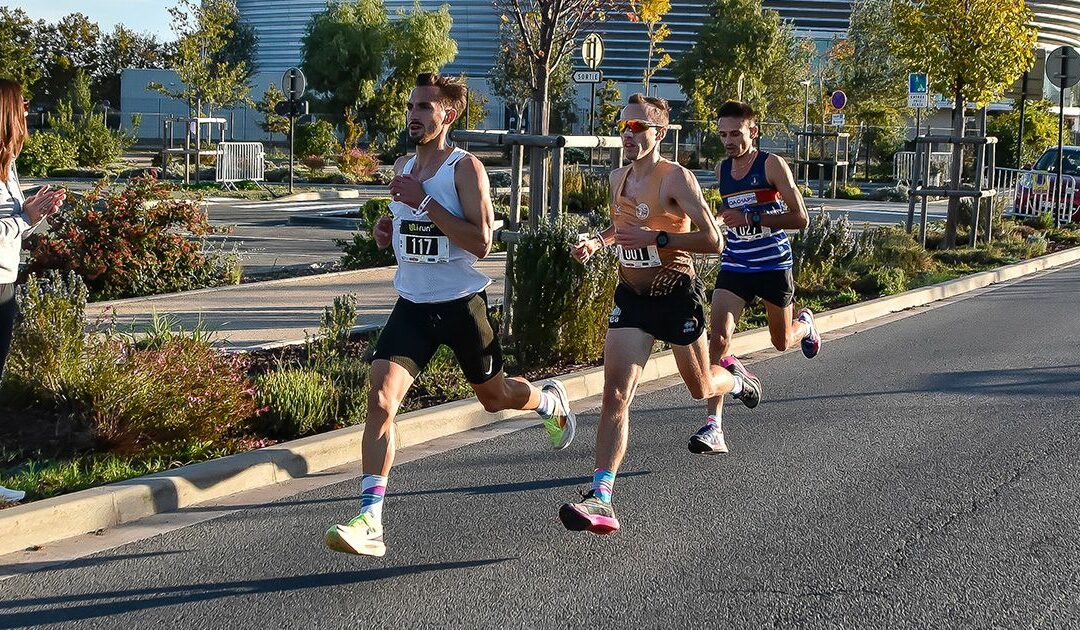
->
[323,74,576,557]
[688,100,822,456]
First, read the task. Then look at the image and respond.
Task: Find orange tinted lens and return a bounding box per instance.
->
[618,119,650,134]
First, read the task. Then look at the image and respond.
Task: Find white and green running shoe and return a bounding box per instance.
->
[541,379,576,450]
[325,512,386,557]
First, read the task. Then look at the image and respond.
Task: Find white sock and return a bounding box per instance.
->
[707,414,722,428]
[535,390,558,417]
[360,474,387,524]
[729,375,744,397]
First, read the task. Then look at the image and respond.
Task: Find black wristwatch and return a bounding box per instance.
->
[655,230,670,248]
[749,211,763,228]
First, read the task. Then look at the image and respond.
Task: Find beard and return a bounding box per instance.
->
[407,124,439,147]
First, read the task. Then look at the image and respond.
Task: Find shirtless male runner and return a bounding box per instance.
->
[558,94,763,535]
[324,74,576,556]
[687,100,821,456]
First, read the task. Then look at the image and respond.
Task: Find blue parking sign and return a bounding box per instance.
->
[909,73,928,94]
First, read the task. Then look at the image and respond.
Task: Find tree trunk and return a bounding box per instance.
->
[527,66,552,228]
[943,83,965,248]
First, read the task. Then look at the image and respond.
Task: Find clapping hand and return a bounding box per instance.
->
[23,185,66,225]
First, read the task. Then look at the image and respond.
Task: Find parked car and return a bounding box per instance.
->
[1014,146,1080,222]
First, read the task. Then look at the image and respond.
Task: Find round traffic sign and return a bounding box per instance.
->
[1047,46,1080,89]
[830,90,847,110]
[581,34,604,70]
[282,67,307,100]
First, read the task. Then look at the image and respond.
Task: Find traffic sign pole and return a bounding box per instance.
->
[1056,54,1067,227]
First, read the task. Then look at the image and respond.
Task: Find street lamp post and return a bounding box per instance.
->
[801,79,812,185]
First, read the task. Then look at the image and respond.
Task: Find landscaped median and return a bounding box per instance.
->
[2,242,1080,558]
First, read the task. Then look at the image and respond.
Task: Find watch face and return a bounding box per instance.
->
[657,232,669,247]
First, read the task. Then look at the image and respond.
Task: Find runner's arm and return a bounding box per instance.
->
[661,166,724,254]
[762,154,809,230]
[423,155,494,259]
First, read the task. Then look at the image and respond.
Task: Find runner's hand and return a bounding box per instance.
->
[389,174,425,208]
[373,216,393,249]
[614,225,656,249]
[572,236,600,264]
[720,210,747,228]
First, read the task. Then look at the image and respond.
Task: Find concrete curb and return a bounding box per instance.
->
[3,245,1079,556]
[275,188,387,203]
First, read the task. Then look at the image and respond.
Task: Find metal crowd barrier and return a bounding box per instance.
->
[893,150,951,186]
[216,142,266,185]
[996,167,1078,222]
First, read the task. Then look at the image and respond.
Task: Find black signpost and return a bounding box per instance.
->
[1046,46,1080,226]
[276,67,308,194]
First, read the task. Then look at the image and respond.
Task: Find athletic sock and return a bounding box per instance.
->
[729,375,744,397]
[592,468,616,503]
[359,474,387,524]
[707,414,721,427]
[535,390,558,418]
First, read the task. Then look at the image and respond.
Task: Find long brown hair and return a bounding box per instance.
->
[0,79,28,183]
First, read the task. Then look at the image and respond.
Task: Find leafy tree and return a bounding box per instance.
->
[628,0,673,92]
[493,0,616,136]
[301,0,456,146]
[594,79,622,134]
[987,100,1058,168]
[255,83,290,144]
[34,14,103,109]
[0,8,42,98]
[97,25,169,106]
[489,20,577,133]
[891,0,1037,245]
[149,0,254,114]
[673,0,811,131]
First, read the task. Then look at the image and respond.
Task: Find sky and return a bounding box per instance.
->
[6,0,175,40]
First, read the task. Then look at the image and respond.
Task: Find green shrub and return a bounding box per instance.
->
[1025,211,1055,230]
[564,147,589,164]
[871,184,909,202]
[50,97,129,168]
[255,368,338,437]
[702,187,723,213]
[1047,226,1080,245]
[25,175,239,300]
[0,271,88,402]
[336,233,396,270]
[403,345,472,412]
[17,131,77,176]
[306,294,370,427]
[295,120,341,158]
[853,266,907,296]
[358,197,392,228]
[798,184,815,198]
[511,218,618,370]
[857,226,935,276]
[791,208,866,291]
[836,184,863,199]
[563,165,611,215]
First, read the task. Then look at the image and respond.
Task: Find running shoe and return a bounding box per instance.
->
[797,308,821,358]
[540,379,576,450]
[721,356,762,409]
[325,512,386,557]
[688,421,728,454]
[559,490,620,535]
[0,486,25,503]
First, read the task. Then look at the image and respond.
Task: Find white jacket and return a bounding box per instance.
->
[0,165,31,284]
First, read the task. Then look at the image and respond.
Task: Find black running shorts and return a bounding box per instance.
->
[713,268,795,308]
[608,278,707,346]
[370,291,503,384]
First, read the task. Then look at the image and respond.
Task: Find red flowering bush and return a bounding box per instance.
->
[338,147,379,180]
[25,174,238,301]
[86,337,261,456]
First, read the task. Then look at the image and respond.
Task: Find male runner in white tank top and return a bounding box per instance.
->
[557,94,763,535]
[324,74,576,557]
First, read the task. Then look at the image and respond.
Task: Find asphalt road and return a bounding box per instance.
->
[4,253,1075,629]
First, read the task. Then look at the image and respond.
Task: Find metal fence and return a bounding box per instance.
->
[894,150,952,186]
[216,142,266,184]
[993,167,1078,222]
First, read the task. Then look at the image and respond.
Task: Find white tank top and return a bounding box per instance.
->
[390,147,492,303]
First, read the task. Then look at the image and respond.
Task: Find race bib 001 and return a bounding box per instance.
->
[398,219,450,263]
[617,244,662,268]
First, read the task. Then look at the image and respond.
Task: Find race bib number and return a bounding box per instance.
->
[398,220,449,263]
[725,192,758,209]
[617,244,662,268]
[728,224,773,241]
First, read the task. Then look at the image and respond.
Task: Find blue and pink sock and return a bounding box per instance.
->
[592,468,615,503]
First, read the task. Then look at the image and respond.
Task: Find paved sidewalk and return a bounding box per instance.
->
[90,256,508,349]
